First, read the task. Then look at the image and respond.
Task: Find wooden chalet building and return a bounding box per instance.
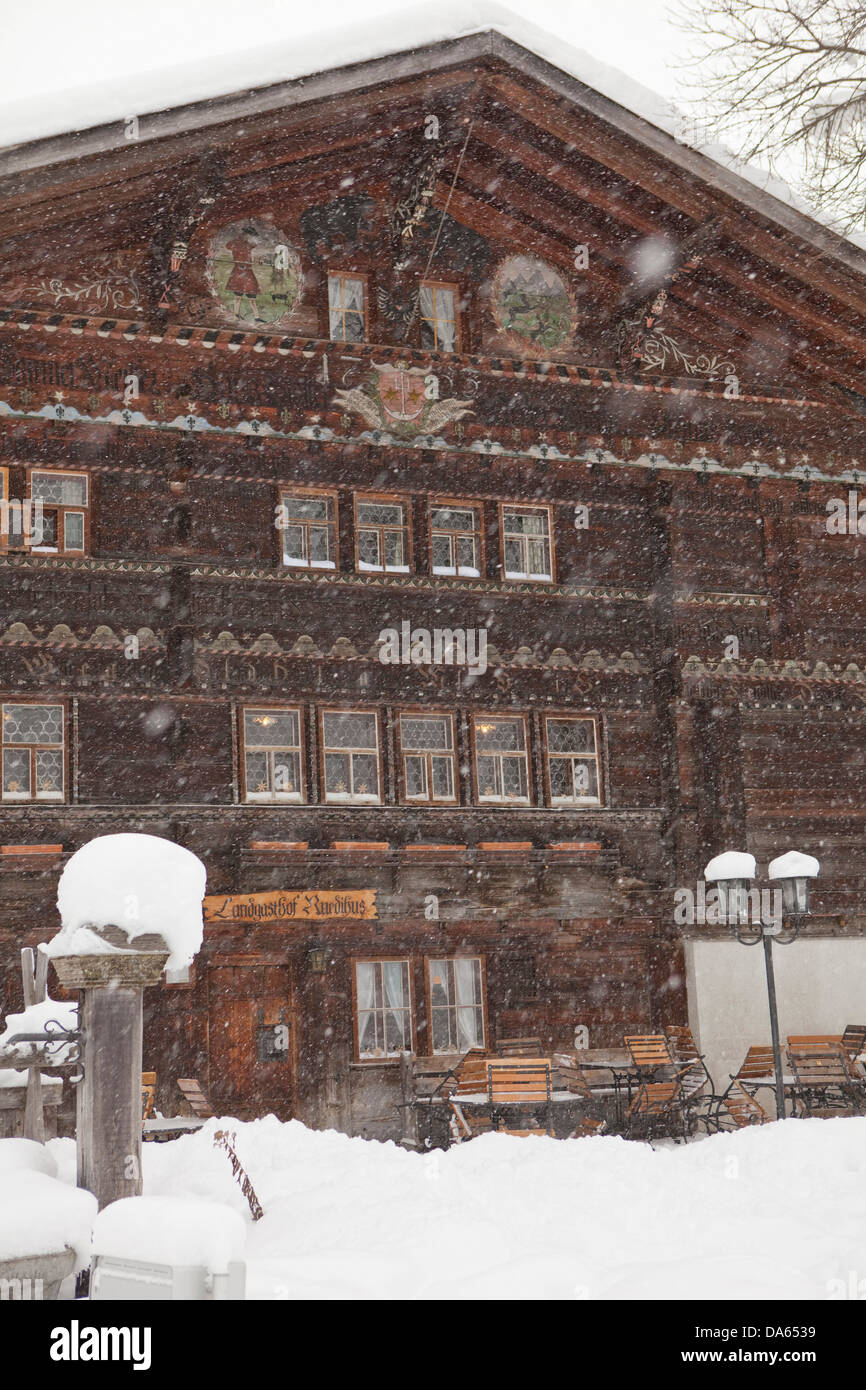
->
[1,23,865,1138]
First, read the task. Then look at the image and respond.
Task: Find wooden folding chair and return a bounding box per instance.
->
[840,1025,866,1061]
[788,1044,865,1117]
[443,1048,492,1142]
[176,1077,214,1118]
[495,1037,544,1057]
[624,1034,676,1071]
[664,1025,717,1132]
[710,1045,775,1131]
[141,1071,156,1121]
[552,1053,608,1137]
[716,1078,771,1129]
[487,1058,554,1136]
[625,1068,691,1142]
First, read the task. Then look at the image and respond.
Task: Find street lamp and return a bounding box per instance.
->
[703,848,820,1120]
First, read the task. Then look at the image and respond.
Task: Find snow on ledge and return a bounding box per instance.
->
[49,833,206,972]
[703,850,756,882]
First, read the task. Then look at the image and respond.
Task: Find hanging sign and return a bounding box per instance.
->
[204,889,377,923]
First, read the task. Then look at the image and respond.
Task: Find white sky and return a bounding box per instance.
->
[1,0,687,110]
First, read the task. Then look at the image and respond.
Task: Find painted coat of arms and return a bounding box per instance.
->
[334,361,473,437]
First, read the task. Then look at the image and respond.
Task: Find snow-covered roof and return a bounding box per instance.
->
[2,1,865,260]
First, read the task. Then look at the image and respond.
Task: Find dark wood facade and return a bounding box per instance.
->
[1,31,865,1138]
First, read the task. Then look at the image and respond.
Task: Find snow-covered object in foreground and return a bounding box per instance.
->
[92,1196,246,1273]
[768,851,820,881]
[0,998,78,1063]
[137,1114,866,1300]
[0,1137,58,1177]
[50,833,206,971]
[703,851,756,882]
[0,1170,96,1267]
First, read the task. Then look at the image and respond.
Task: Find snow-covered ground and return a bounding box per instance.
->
[42,1116,866,1299]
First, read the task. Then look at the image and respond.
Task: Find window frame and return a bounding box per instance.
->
[277,486,339,571]
[351,957,414,1062]
[353,493,413,575]
[1,699,68,803]
[470,712,532,805]
[498,501,554,584]
[428,497,484,579]
[424,955,488,1057]
[395,708,458,806]
[318,706,383,805]
[542,713,604,807]
[239,703,306,804]
[327,270,369,343]
[26,468,90,557]
[0,467,8,552]
[419,279,461,353]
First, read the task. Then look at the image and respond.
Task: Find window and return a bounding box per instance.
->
[429,502,481,577]
[354,960,412,1059]
[328,273,366,342]
[355,497,410,573]
[428,958,485,1053]
[279,491,336,569]
[2,703,65,801]
[241,707,304,802]
[28,471,89,555]
[500,504,553,582]
[545,716,602,805]
[473,714,530,803]
[397,712,457,803]
[321,710,381,803]
[420,281,459,352]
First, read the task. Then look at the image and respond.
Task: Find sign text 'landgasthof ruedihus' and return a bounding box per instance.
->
[204,890,378,923]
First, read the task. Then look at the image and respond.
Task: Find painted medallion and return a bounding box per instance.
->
[206,220,301,326]
[492,254,574,354]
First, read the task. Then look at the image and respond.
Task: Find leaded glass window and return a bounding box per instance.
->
[29,470,89,555]
[242,707,303,801]
[355,498,410,573]
[474,715,529,803]
[430,503,481,577]
[398,713,456,802]
[2,702,64,801]
[545,717,601,804]
[322,710,381,802]
[279,493,336,569]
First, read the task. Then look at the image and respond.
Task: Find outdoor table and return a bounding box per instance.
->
[143,1115,207,1142]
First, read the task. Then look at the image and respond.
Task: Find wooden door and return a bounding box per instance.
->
[208,962,296,1119]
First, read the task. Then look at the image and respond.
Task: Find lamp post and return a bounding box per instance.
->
[703,848,820,1120]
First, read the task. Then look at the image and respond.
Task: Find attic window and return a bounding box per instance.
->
[420,281,459,352]
[328,273,366,342]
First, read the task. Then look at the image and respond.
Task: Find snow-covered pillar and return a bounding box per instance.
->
[45,834,206,1211]
[52,951,167,1208]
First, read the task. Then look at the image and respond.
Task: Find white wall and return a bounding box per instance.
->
[685,938,866,1087]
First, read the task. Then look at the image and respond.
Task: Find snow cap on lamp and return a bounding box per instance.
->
[768,849,819,917]
[703,851,756,882]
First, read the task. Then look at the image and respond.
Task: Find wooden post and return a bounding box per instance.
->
[399,1050,421,1149]
[20,947,48,1142]
[51,952,168,1210]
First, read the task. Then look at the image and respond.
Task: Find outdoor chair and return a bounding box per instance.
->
[840,1025,866,1061]
[552,1052,608,1135]
[487,1058,554,1136]
[624,1068,691,1142]
[495,1037,544,1057]
[664,1025,718,1133]
[442,1047,493,1143]
[787,1044,865,1118]
[624,1033,677,1072]
[709,1045,776,1131]
[141,1071,156,1121]
[176,1077,214,1118]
